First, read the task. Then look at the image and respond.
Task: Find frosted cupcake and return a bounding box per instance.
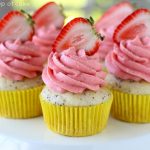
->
[106,9,150,123]
[32,2,65,59]
[95,2,133,62]
[0,11,45,118]
[40,17,113,136]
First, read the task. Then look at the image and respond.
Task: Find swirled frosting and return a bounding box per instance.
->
[106,36,150,82]
[98,27,114,61]
[0,39,45,81]
[32,25,60,57]
[42,47,106,93]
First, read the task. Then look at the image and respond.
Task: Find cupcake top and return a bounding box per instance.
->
[42,47,106,93]
[95,2,133,61]
[32,25,60,57]
[106,36,150,82]
[32,2,65,58]
[0,10,45,81]
[0,40,45,81]
[42,17,105,94]
[106,9,150,82]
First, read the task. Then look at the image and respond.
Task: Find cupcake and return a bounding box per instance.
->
[95,2,133,62]
[105,9,150,123]
[0,11,45,118]
[32,2,65,59]
[40,17,113,137]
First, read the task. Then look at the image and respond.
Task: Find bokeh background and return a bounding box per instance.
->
[0,0,149,22]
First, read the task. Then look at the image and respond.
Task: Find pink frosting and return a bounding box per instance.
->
[42,47,106,93]
[97,27,114,61]
[32,25,60,58]
[106,36,150,82]
[0,40,46,81]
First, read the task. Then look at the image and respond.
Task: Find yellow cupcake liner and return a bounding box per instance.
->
[111,89,150,123]
[40,95,113,137]
[0,85,43,119]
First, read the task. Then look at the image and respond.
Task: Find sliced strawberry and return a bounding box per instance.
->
[0,11,34,42]
[113,9,150,43]
[32,2,65,29]
[52,17,102,56]
[95,1,133,29]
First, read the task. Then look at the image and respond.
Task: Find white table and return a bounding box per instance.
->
[0,116,150,150]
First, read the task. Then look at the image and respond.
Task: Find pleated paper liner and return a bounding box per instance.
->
[0,85,43,119]
[111,89,150,123]
[40,95,113,137]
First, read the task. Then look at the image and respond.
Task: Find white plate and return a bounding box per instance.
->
[0,116,150,150]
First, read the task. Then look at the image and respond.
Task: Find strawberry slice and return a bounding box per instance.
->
[113,9,150,43]
[95,1,133,29]
[32,2,65,29]
[52,17,103,56]
[0,10,34,42]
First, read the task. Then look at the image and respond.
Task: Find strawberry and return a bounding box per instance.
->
[52,17,103,56]
[0,10,34,42]
[113,9,150,43]
[32,2,65,29]
[95,1,133,29]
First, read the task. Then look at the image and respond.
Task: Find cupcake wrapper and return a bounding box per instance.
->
[111,89,150,123]
[40,96,113,137]
[0,86,43,119]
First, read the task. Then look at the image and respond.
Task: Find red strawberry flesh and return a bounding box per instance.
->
[32,2,65,29]
[0,11,34,42]
[113,9,150,43]
[95,1,133,29]
[52,17,100,56]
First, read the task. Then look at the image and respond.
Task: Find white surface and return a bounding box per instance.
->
[0,116,150,150]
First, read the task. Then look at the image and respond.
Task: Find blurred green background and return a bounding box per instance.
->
[0,0,150,22]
